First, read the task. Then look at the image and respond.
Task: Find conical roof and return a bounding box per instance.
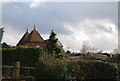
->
[25,25,44,43]
[17,31,29,46]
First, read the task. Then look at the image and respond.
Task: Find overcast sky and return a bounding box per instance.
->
[1,1,118,52]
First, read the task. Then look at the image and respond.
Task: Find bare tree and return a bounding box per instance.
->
[98,50,103,53]
[91,47,98,53]
[81,41,91,54]
[113,49,119,55]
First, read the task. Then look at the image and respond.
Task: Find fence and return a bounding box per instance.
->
[2,61,35,81]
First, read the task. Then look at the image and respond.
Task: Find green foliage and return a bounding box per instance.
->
[2,47,45,66]
[99,52,110,57]
[90,61,118,80]
[35,57,119,80]
[35,57,67,80]
[106,54,120,64]
[0,27,4,43]
[66,50,71,54]
[46,30,61,57]
[2,42,11,48]
[106,54,120,80]
[118,66,120,80]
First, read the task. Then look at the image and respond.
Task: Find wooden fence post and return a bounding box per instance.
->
[13,61,20,80]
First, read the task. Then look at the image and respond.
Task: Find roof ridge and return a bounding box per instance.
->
[25,27,44,43]
[17,25,45,46]
[17,31,29,46]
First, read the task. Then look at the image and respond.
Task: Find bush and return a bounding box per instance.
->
[106,54,120,64]
[35,57,119,80]
[90,61,118,80]
[35,56,68,80]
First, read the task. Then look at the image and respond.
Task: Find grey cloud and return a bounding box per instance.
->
[85,24,113,34]
[97,25,113,33]
[2,2,118,51]
[2,2,117,34]
[2,2,73,35]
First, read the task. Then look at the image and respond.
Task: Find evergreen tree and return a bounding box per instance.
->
[46,30,61,57]
[0,27,4,43]
[2,42,11,48]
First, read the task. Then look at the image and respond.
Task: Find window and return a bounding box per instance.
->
[36,45,40,47]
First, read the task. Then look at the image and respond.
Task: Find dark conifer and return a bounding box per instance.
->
[0,27,4,43]
[46,30,60,57]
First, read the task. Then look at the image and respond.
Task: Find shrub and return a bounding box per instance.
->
[90,61,118,80]
[35,56,68,80]
[106,54,120,64]
[35,58,119,81]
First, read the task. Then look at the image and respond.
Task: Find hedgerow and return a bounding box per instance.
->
[35,57,119,80]
[2,47,45,66]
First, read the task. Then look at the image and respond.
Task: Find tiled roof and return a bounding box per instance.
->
[87,52,108,60]
[25,28,44,43]
[17,31,29,46]
[17,25,45,47]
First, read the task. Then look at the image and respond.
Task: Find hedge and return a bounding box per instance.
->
[2,47,45,66]
[35,57,119,80]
